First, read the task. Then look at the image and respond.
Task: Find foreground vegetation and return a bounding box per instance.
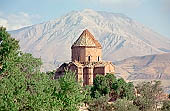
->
[0,27,170,111]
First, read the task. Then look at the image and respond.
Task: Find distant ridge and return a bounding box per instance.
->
[115,52,170,93]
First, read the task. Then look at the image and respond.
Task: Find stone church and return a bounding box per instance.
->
[55,29,115,86]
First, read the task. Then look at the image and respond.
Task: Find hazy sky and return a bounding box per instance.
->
[0,0,170,38]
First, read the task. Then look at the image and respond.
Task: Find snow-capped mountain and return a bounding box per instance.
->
[9,9,170,71]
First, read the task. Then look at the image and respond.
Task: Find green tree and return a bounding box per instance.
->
[161,100,170,111]
[88,95,112,111]
[112,78,135,100]
[112,99,139,111]
[56,71,84,111]
[0,27,20,75]
[0,54,61,110]
[105,74,116,88]
[91,75,110,98]
[0,53,61,110]
[46,69,56,79]
[0,27,60,110]
[83,85,93,106]
[134,81,163,111]
[91,73,135,101]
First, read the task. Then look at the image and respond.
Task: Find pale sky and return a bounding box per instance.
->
[0,0,170,38]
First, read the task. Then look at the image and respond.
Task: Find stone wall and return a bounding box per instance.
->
[83,67,90,85]
[85,47,102,62]
[105,63,115,74]
[93,67,105,78]
[72,46,102,63]
[72,47,86,62]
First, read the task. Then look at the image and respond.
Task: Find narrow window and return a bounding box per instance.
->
[78,56,80,61]
[88,56,90,62]
[98,56,100,61]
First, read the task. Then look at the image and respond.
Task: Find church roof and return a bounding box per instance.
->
[72,29,102,48]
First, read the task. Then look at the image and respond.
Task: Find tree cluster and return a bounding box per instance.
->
[0,27,84,111]
[87,77,170,111]
[90,74,135,100]
[87,74,136,111]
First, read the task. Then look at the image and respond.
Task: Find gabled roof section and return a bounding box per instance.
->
[72,29,102,48]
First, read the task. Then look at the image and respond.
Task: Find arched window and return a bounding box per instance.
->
[78,56,80,62]
[88,56,90,62]
[98,56,100,61]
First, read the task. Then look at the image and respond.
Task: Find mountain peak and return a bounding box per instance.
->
[81,9,96,13]
[80,9,100,17]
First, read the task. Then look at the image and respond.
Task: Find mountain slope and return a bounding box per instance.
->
[114,53,170,93]
[9,9,170,71]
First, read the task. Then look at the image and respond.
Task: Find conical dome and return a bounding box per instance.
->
[72,29,102,48]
